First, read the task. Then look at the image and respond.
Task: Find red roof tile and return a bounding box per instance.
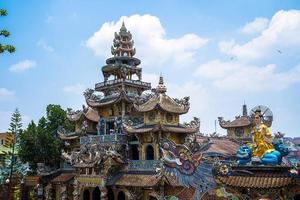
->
[216,176,292,188]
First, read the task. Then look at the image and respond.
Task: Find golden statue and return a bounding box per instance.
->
[252,109,274,157]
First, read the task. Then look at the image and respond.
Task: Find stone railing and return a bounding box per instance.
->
[80,134,126,145]
[95,79,151,90]
[128,160,161,171]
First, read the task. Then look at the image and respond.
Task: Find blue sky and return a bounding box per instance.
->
[1,0,300,137]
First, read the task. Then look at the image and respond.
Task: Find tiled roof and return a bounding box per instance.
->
[124,124,198,134]
[216,176,292,188]
[51,173,75,183]
[177,187,196,200]
[196,137,240,156]
[24,176,39,186]
[219,116,251,128]
[134,93,189,114]
[113,173,160,187]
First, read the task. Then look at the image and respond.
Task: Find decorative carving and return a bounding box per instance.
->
[159,137,214,199]
[81,120,88,135]
[128,187,143,200]
[62,141,124,170]
[123,116,144,127]
[173,96,190,107]
[184,117,200,129]
[134,92,154,105]
[114,116,123,134]
[44,184,53,200]
[83,88,102,102]
[97,118,106,135]
[217,117,230,127]
[37,163,59,176]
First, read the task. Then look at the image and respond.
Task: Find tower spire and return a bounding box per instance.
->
[156,74,167,94]
[243,101,248,116]
[120,21,127,32]
[111,22,135,57]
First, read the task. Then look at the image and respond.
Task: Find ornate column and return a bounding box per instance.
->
[100,187,108,200]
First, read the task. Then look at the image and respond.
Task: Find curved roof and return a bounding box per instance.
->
[134,76,190,114]
[58,131,80,140]
[196,137,240,156]
[86,91,134,108]
[84,107,100,122]
[219,116,251,129]
[124,123,198,134]
[134,93,189,114]
[67,107,99,122]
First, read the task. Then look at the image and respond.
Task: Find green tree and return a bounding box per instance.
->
[46,104,74,135]
[0,109,28,200]
[0,9,15,53]
[18,104,74,173]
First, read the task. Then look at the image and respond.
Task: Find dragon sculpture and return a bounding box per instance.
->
[62,142,124,168]
[83,88,103,102]
[159,134,215,200]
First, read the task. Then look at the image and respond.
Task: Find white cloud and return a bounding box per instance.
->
[168,81,208,115]
[0,88,15,100]
[37,39,54,52]
[142,73,160,88]
[86,14,209,67]
[9,60,37,73]
[240,17,269,35]
[195,60,300,91]
[220,10,300,60]
[63,84,86,95]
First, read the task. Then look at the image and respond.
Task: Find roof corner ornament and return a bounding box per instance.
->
[173,96,190,108]
[83,88,102,102]
[184,117,200,129]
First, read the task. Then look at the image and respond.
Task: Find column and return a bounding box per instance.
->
[101,187,108,200]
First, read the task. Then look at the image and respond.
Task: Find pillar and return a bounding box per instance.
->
[101,187,108,200]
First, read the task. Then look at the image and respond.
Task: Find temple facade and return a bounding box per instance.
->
[21,24,300,200]
[50,23,209,200]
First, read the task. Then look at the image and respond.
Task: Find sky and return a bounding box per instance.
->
[0,0,300,137]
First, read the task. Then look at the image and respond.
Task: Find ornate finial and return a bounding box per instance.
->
[111,21,135,57]
[120,21,127,32]
[156,75,167,94]
[159,73,164,85]
[242,101,247,116]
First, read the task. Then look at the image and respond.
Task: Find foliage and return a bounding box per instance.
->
[0,9,15,53]
[0,109,28,184]
[18,104,74,173]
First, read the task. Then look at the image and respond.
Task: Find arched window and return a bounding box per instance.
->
[117,191,126,200]
[145,145,155,160]
[83,189,90,200]
[92,187,101,200]
[129,136,139,160]
[107,188,114,200]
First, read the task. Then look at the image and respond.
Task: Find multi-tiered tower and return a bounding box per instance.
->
[56,23,152,200]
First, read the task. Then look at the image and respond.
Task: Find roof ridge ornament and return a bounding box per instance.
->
[156,75,167,94]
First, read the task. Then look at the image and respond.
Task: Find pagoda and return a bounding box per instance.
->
[49,23,152,200]
[218,104,252,141]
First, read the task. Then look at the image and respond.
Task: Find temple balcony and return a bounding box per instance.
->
[127,160,161,171]
[80,134,126,145]
[95,79,151,91]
